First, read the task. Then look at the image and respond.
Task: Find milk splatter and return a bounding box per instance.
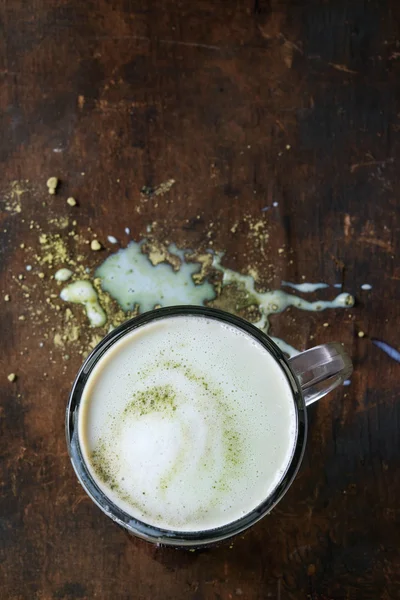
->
[215,254,353,333]
[55,268,73,282]
[60,281,107,327]
[95,241,216,312]
[92,240,354,357]
[372,339,400,363]
[281,281,329,293]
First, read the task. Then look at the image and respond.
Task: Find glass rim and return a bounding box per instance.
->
[66,305,308,546]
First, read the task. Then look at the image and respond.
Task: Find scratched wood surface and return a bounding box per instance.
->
[1,1,399,599]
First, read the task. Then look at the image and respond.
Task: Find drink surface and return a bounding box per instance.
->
[79,315,297,532]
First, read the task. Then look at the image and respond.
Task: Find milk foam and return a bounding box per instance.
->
[79,315,297,532]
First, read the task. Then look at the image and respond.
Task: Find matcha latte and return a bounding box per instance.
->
[78,315,297,532]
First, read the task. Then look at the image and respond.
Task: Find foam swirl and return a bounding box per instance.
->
[90,360,244,527]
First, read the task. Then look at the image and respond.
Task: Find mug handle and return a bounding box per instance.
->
[288,343,353,406]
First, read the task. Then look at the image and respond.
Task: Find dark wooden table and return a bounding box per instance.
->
[1,1,399,599]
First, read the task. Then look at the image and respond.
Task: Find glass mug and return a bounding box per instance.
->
[66,306,352,547]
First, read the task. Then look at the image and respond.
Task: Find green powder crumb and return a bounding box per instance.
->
[123,384,177,417]
[46,176,58,194]
[91,443,118,488]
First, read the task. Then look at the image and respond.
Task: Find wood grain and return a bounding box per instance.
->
[1,1,399,598]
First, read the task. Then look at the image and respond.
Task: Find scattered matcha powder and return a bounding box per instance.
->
[123,384,177,417]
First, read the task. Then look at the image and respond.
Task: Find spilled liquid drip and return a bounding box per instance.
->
[95,241,216,312]
[214,254,354,335]
[60,238,355,356]
[281,281,329,293]
[60,281,106,327]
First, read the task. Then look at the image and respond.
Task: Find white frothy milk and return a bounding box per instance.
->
[78,315,297,532]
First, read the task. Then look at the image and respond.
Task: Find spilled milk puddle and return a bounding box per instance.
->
[60,238,354,358]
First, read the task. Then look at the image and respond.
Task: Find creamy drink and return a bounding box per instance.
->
[78,315,297,532]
